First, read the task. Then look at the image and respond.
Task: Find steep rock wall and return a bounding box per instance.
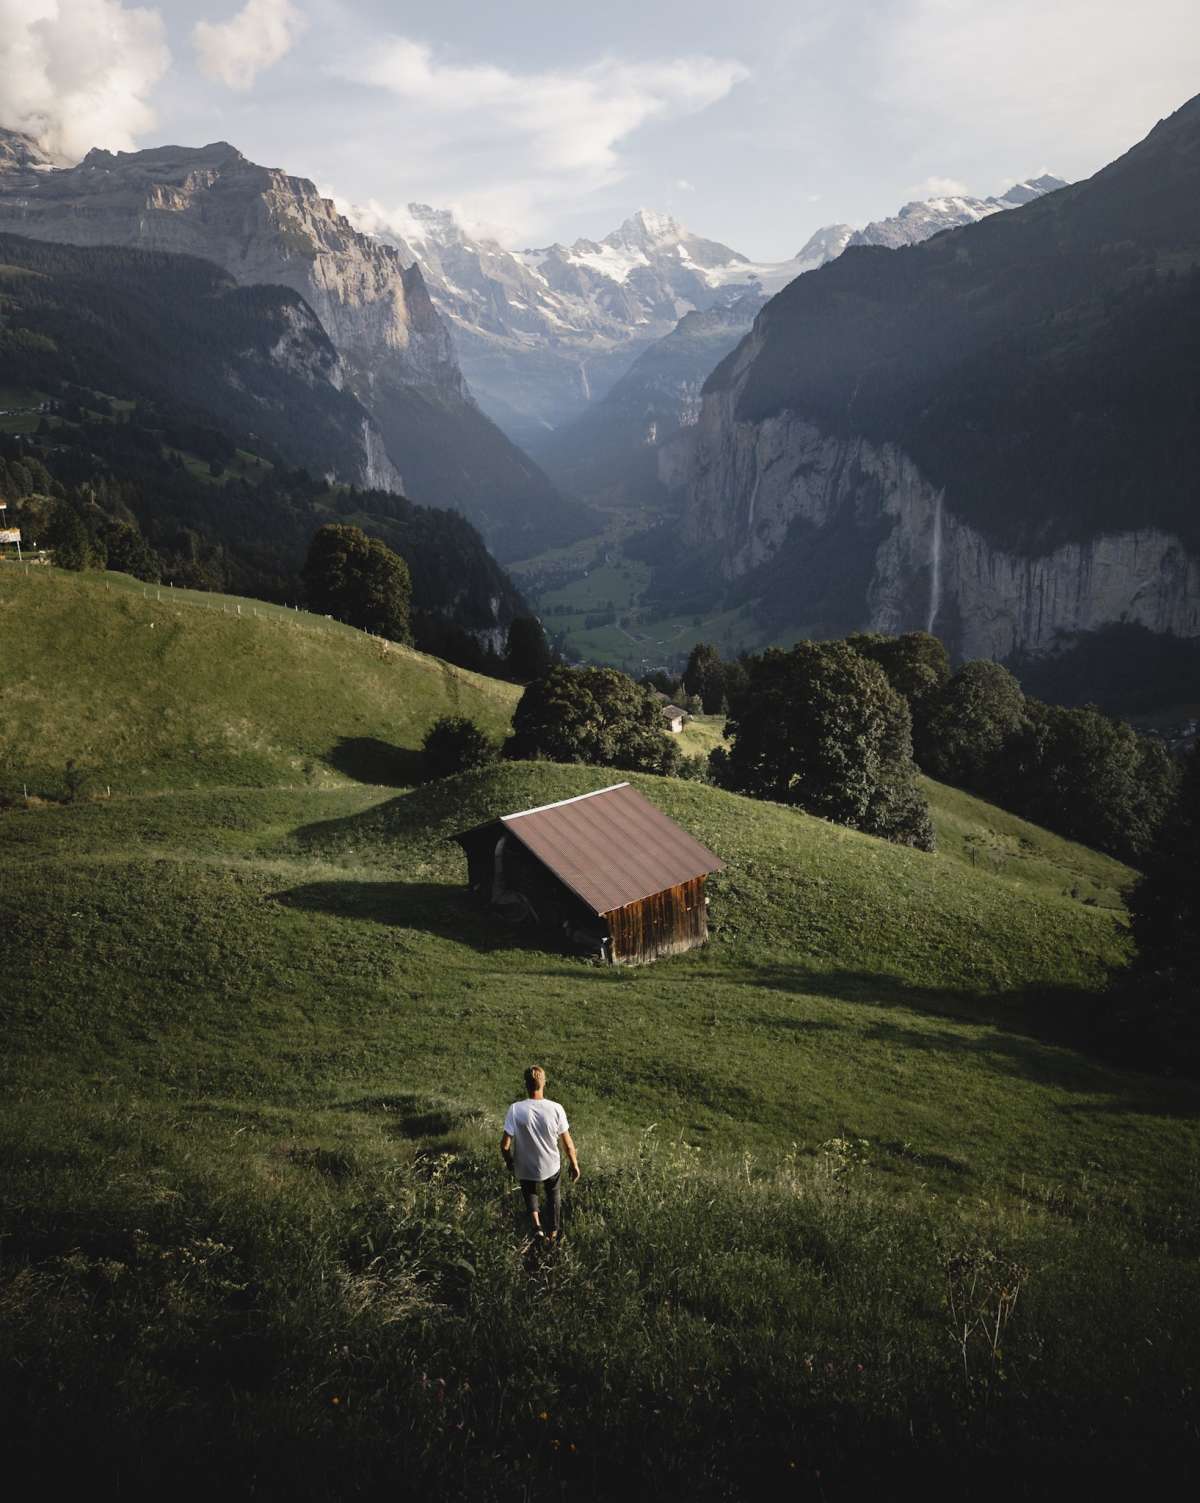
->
[663,393,1200,658]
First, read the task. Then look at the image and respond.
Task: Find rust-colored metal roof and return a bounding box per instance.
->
[459,782,724,916]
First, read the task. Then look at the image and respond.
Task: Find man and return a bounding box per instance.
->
[501,1065,580,1247]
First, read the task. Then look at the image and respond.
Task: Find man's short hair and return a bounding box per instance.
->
[524,1065,546,1094]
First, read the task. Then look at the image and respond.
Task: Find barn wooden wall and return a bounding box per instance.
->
[604,876,708,965]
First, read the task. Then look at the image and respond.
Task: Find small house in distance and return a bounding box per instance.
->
[453,782,724,965]
[662,703,687,734]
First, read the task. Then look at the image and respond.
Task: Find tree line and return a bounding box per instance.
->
[679,633,1178,864]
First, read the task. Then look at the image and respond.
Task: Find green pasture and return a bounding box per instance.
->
[1,570,1197,1497]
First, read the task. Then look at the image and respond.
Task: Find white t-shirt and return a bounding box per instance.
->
[503,1097,569,1182]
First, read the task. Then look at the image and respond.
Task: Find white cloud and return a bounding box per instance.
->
[338,38,747,240]
[908,174,970,199]
[0,0,169,161]
[675,178,696,192]
[192,0,306,92]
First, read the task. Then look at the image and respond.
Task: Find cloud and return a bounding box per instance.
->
[908,175,970,199]
[192,0,306,92]
[337,38,747,240]
[675,178,696,192]
[0,0,169,161]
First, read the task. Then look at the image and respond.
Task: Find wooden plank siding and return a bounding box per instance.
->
[604,876,708,965]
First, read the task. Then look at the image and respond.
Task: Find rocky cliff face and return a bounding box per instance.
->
[665,395,1200,657]
[0,136,455,390]
[662,98,1200,666]
[0,132,582,559]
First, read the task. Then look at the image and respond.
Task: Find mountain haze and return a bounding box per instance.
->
[0,232,526,649]
[532,178,1067,508]
[0,132,585,559]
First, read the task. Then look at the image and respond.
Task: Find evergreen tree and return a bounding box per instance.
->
[101,520,159,583]
[713,641,934,850]
[48,500,97,571]
[683,642,726,714]
[504,616,554,683]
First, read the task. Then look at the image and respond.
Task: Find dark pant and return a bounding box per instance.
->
[519,1171,561,1233]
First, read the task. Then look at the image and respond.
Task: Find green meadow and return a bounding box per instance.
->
[1,567,1198,1498]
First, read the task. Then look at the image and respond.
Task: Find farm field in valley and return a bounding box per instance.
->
[2,568,1198,1499]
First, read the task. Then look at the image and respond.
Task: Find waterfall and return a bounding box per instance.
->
[926,493,943,634]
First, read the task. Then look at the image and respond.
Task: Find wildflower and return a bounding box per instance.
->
[330,1396,341,1406]
[538,1411,549,1422]
[569,1444,577,1453]
[551,1440,560,1451]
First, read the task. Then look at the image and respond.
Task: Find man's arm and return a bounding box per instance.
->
[560,1130,580,1182]
[500,1132,514,1173]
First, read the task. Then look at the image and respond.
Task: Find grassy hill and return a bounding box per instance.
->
[0,567,519,792]
[2,570,1198,1497]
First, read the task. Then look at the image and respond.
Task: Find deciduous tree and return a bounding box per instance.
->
[302,524,412,643]
[713,641,934,849]
[916,660,1026,789]
[506,665,680,775]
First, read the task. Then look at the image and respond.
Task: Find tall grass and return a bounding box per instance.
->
[3,1098,1197,1499]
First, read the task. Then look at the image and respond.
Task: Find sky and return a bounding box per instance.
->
[1,0,1199,259]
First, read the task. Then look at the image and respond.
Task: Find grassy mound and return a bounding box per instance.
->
[0,567,519,793]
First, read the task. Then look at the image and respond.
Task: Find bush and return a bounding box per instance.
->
[421,716,498,782]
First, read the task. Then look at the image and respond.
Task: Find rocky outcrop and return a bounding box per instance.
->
[0,133,582,558]
[663,401,1200,658]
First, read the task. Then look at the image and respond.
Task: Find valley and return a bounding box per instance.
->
[1,26,1199,1495]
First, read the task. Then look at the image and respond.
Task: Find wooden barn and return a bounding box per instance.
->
[453,782,724,965]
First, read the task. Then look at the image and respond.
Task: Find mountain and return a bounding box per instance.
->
[0,232,526,652]
[847,176,1067,249]
[531,293,769,506]
[0,230,397,491]
[372,206,795,449]
[370,184,1069,458]
[0,131,586,560]
[657,96,1200,668]
[533,178,1067,508]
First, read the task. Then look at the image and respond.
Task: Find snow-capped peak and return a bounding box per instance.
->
[608,207,689,249]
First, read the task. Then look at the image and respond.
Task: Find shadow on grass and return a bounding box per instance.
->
[270,879,580,959]
[324,736,422,787]
[752,963,1200,1114]
[332,1092,475,1139]
[753,961,1093,1043]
